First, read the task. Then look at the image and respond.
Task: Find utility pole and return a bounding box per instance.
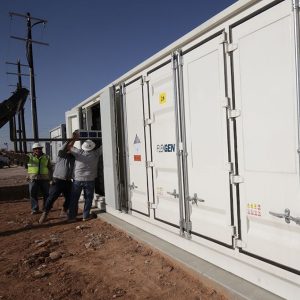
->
[9,117,17,152]
[17,60,28,153]
[27,13,39,141]
[9,12,48,141]
[17,60,24,152]
[7,83,18,152]
[6,60,30,153]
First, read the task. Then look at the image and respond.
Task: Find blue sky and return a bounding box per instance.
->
[0,0,235,149]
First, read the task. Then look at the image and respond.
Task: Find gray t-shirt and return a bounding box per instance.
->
[70,146,102,181]
[53,142,75,180]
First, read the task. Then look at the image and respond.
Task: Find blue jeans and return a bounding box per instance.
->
[44,179,72,213]
[29,180,50,212]
[68,180,95,219]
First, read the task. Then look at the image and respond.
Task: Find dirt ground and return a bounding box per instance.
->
[0,166,228,300]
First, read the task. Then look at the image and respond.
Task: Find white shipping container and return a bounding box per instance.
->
[66,0,300,297]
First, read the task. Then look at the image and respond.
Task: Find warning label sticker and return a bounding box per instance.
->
[247,203,261,216]
[159,92,166,105]
[134,134,142,162]
[134,135,141,144]
[134,155,141,161]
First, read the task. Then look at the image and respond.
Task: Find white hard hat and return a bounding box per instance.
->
[32,142,43,149]
[81,139,95,151]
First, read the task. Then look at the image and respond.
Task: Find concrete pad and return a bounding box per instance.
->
[98,212,283,300]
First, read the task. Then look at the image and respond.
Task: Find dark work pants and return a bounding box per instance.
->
[68,180,95,220]
[29,180,49,212]
[44,179,72,213]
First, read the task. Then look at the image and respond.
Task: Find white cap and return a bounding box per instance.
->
[81,139,95,151]
[32,142,43,149]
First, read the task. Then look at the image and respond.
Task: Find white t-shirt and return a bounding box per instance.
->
[70,146,102,181]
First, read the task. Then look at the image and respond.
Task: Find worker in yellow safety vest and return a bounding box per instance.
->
[26,143,52,214]
[6,143,52,213]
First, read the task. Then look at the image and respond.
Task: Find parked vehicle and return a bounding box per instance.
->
[0,155,10,168]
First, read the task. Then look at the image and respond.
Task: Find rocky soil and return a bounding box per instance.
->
[0,166,228,300]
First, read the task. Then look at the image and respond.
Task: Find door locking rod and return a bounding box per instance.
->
[269,208,300,225]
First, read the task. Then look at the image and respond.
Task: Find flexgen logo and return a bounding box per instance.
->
[156,144,175,153]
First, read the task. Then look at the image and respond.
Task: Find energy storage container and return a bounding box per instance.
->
[66,0,300,297]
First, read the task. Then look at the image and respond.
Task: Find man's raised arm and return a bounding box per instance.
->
[67,131,80,151]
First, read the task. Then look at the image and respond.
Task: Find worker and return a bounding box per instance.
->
[26,143,52,214]
[5,143,52,214]
[3,143,52,215]
[38,136,76,224]
[67,131,102,221]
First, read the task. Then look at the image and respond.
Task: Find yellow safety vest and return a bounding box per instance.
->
[27,154,49,175]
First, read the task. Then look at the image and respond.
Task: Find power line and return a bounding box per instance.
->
[9,12,49,140]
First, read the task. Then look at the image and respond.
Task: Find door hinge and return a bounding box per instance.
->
[121,85,126,95]
[222,96,230,108]
[177,142,183,157]
[293,0,300,9]
[231,225,237,236]
[144,118,154,126]
[172,54,178,70]
[146,161,154,168]
[231,175,244,184]
[219,31,227,44]
[228,109,241,119]
[149,202,158,209]
[227,162,234,173]
[143,75,150,83]
[178,52,184,66]
[178,142,183,151]
[226,43,238,53]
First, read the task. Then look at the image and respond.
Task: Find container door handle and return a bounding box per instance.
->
[189,193,205,205]
[269,208,300,225]
[167,189,179,198]
[129,182,138,190]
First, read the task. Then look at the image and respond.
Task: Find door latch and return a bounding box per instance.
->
[269,208,300,225]
[189,193,205,205]
[167,189,179,198]
[228,109,241,119]
[129,182,138,190]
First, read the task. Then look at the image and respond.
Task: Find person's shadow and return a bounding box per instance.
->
[0,217,81,237]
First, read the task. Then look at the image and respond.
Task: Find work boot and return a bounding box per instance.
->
[82,212,97,222]
[39,212,48,224]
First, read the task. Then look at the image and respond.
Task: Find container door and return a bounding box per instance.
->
[147,62,180,227]
[232,1,300,272]
[124,78,149,216]
[71,116,79,133]
[114,89,129,212]
[69,113,80,148]
[182,33,233,246]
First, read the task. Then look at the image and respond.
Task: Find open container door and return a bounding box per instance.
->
[114,87,129,212]
[123,77,150,216]
[231,0,300,273]
[65,109,81,149]
[181,32,234,246]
